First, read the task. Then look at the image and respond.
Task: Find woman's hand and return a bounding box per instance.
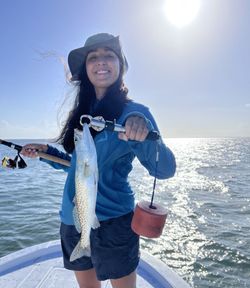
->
[118,116,149,142]
[21,144,48,158]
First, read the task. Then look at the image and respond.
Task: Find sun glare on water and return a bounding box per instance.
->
[164,0,201,28]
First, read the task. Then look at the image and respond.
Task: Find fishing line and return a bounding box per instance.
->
[149,141,160,209]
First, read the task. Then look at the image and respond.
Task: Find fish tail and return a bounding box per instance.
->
[70,241,91,262]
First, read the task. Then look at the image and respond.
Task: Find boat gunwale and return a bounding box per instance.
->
[0,240,190,288]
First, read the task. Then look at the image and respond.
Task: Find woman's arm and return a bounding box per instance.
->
[21,144,71,172]
[119,111,176,179]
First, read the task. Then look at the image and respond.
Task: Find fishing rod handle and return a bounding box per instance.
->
[37,152,71,167]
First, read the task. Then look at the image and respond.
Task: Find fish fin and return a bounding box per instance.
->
[70,241,91,262]
[94,170,98,186]
[73,206,81,233]
[92,214,100,229]
[84,163,91,177]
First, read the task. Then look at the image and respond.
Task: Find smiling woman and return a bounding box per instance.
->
[163,0,201,28]
[86,48,120,100]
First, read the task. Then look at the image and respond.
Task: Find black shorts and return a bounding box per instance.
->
[60,212,140,281]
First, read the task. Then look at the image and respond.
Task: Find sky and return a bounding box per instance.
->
[0,0,249,139]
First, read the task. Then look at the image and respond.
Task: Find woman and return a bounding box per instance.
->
[21,33,176,288]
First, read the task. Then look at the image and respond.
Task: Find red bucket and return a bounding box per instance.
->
[131,200,167,238]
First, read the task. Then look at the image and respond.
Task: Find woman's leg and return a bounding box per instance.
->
[74,268,101,288]
[110,270,137,288]
[60,223,98,287]
[90,213,139,286]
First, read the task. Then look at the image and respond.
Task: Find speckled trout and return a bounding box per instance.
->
[70,123,100,262]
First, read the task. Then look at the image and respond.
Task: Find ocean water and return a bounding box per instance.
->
[0,138,249,287]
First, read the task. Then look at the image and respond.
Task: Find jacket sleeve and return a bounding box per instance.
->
[124,109,176,179]
[39,145,71,172]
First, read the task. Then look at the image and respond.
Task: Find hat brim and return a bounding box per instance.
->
[68,37,128,81]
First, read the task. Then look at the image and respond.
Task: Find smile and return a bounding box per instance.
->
[96,70,109,74]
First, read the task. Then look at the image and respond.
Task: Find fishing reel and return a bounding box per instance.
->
[2,152,27,169]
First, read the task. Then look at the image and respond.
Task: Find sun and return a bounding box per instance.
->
[164,0,201,28]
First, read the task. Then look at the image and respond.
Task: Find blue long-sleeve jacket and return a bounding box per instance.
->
[41,101,176,224]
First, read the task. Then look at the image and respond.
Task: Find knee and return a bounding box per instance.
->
[74,269,101,288]
[78,283,101,288]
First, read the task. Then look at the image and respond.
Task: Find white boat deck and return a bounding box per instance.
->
[0,240,190,288]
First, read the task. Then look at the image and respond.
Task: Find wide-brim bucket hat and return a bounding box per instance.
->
[68,33,128,81]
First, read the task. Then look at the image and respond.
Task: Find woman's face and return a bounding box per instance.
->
[86,47,120,99]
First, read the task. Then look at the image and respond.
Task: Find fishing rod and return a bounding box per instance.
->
[1,115,159,169]
[0,139,70,168]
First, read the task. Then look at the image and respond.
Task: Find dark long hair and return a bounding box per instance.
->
[56,63,130,153]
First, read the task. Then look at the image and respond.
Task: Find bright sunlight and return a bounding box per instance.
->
[164,0,201,28]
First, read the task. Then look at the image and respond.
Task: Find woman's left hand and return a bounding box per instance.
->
[118,116,149,141]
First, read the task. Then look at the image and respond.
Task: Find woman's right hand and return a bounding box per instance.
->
[21,144,48,158]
